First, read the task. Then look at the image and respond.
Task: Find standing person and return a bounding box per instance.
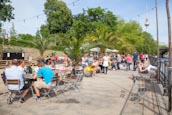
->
[33,61,54,100]
[133,51,138,71]
[88,53,94,66]
[116,54,122,70]
[98,57,103,73]
[81,55,88,68]
[125,54,132,71]
[28,54,32,64]
[111,56,116,70]
[103,53,109,74]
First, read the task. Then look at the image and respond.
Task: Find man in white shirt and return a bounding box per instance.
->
[5,59,30,103]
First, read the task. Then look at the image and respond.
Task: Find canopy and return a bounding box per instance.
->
[90,47,100,52]
[105,48,119,53]
[112,49,119,53]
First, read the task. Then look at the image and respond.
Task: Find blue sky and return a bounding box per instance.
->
[3,0,172,44]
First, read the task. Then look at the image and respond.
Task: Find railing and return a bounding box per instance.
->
[149,55,171,111]
[149,56,168,88]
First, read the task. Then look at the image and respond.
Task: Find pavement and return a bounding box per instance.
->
[0,68,170,115]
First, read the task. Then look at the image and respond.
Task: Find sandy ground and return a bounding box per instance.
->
[0,68,169,115]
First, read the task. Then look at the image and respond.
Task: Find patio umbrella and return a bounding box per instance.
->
[90,47,100,52]
[112,49,119,53]
[105,48,113,52]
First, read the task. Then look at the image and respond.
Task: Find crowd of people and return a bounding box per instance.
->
[1,50,151,104]
[80,51,149,77]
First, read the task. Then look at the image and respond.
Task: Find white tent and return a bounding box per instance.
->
[105,48,113,52]
[105,48,119,53]
[112,49,119,53]
[90,47,100,52]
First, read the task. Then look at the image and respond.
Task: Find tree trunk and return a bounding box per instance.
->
[39,50,44,57]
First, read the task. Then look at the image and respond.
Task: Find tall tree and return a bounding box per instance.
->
[32,30,54,56]
[86,7,118,31]
[0,0,14,31]
[116,20,144,53]
[57,19,92,63]
[44,0,73,34]
[86,27,119,53]
[136,32,157,54]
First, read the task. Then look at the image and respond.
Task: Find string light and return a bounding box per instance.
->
[4,0,80,25]
[131,6,156,20]
[4,0,159,32]
[68,0,80,6]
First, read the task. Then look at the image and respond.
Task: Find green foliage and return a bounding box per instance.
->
[136,32,157,54]
[44,0,73,34]
[57,22,91,63]
[10,34,35,47]
[86,7,117,31]
[0,0,14,31]
[116,20,143,50]
[5,4,158,59]
[33,30,55,56]
[86,27,119,53]
[40,25,50,38]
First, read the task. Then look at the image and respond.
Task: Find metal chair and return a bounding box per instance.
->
[66,66,83,90]
[6,79,22,104]
[42,75,65,99]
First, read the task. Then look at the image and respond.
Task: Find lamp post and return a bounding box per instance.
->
[166,0,172,112]
[155,0,160,83]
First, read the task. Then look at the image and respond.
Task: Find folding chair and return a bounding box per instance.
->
[42,75,65,99]
[41,77,59,98]
[67,66,83,90]
[6,79,22,104]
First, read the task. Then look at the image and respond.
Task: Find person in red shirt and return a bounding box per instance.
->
[54,56,58,64]
[125,54,132,71]
[139,53,144,63]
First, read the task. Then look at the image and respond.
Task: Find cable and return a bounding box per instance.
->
[4,0,80,25]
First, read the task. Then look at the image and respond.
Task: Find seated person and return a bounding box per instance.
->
[17,59,27,76]
[49,61,55,70]
[5,59,30,103]
[92,58,101,73]
[137,61,157,73]
[33,61,55,100]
